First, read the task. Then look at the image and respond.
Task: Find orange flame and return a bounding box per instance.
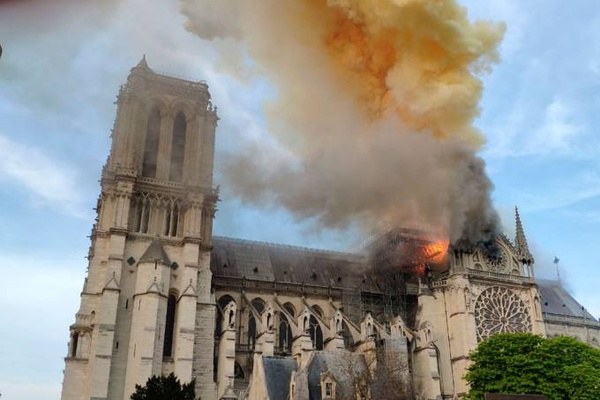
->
[422,239,449,264]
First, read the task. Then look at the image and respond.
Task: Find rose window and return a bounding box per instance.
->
[485,247,508,273]
[474,286,532,341]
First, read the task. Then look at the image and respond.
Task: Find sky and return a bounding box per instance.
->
[0,0,599,399]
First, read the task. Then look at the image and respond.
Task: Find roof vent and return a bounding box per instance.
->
[171,262,179,270]
[311,270,317,279]
[253,267,258,273]
[127,257,136,266]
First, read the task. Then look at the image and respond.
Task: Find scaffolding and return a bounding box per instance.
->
[346,227,446,329]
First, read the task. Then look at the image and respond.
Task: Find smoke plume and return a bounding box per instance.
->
[181,0,505,246]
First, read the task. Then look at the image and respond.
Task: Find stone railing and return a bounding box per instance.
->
[137,176,185,189]
[431,279,448,288]
[213,276,344,298]
[466,268,533,283]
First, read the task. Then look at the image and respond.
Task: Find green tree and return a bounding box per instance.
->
[130,373,196,400]
[464,333,600,400]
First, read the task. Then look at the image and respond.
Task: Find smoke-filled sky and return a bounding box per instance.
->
[183,0,505,247]
[1,1,600,399]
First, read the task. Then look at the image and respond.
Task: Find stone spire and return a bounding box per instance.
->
[515,206,534,265]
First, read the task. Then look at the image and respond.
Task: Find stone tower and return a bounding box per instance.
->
[412,214,545,399]
[61,58,219,400]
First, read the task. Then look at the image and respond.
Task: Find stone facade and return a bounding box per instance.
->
[61,61,600,400]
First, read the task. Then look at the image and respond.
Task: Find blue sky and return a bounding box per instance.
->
[1,1,599,399]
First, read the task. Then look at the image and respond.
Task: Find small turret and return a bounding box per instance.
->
[515,206,534,265]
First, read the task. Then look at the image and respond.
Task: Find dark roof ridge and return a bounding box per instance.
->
[212,236,365,260]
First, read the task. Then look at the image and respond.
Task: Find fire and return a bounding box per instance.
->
[422,239,449,264]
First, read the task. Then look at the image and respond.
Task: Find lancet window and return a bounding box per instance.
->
[169,112,186,182]
[277,313,293,354]
[309,315,323,350]
[248,298,265,350]
[163,200,180,237]
[142,106,161,178]
[163,293,177,358]
[133,195,151,234]
[71,331,79,358]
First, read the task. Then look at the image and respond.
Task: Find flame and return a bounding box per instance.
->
[422,239,449,264]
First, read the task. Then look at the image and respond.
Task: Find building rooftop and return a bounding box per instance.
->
[537,279,597,320]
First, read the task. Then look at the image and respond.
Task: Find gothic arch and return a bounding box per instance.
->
[311,304,324,318]
[277,311,293,354]
[169,111,187,182]
[250,297,265,314]
[247,298,265,350]
[168,100,195,121]
[142,105,162,178]
[163,291,178,358]
[282,302,296,317]
[216,295,236,339]
[309,315,324,350]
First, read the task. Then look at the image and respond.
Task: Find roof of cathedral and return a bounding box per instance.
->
[262,356,296,399]
[537,279,597,320]
[211,236,367,289]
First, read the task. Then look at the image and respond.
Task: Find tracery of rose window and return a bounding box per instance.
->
[474,286,532,341]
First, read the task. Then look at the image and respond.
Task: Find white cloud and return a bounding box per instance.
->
[516,170,600,213]
[528,99,582,154]
[485,97,587,159]
[0,134,87,218]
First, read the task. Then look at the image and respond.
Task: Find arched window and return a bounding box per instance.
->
[251,298,265,314]
[283,302,296,318]
[215,295,236,339]
[163,294,177,358]
[248,298,265,350]
[134,196,151,234]
[169,112,186,182]
[248,313,257,350]
[142,106,161,178]
[163,201,180,237]
[311,305,323,318]
[278,313,293,354]
[71,331,79,358]
[309,315,323,350]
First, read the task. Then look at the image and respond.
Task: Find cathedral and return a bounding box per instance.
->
[61,60,600,400]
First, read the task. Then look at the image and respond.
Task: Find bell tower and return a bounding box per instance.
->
[61,57,219,400]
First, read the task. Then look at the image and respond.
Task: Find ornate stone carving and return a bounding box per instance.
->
[474,286,532,341]
[484,246,509,273]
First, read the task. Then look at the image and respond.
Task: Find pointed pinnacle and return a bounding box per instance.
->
[515,206,534,265]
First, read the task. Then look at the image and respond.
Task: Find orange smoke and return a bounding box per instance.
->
[181,0,504,246]
[317,0,505,144]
